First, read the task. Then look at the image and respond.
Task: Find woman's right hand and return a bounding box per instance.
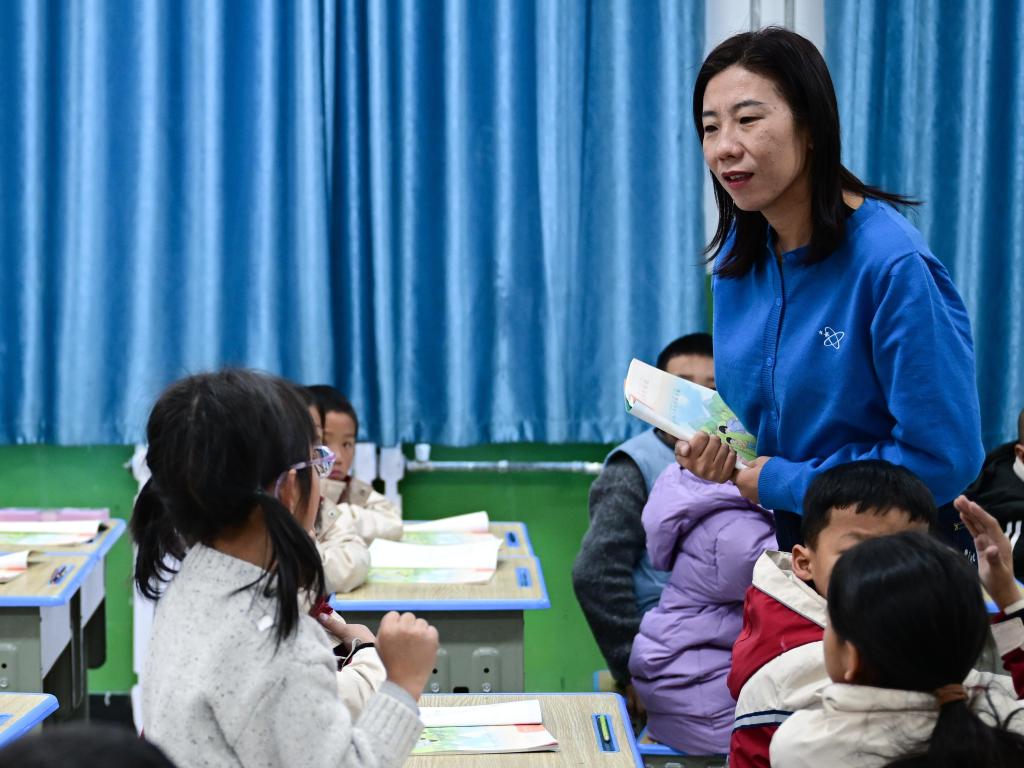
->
[376,611,440,700]
[675,432,737,483]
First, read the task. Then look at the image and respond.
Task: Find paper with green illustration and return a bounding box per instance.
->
[0,520,101,547]
[624,358,756,465]
[413,701,557,755]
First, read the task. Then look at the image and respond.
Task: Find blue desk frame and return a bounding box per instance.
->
[0,693,59,748]
[0,519,126,722]
[331,552,549,693]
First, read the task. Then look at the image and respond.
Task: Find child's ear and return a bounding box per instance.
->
[276,469,300,513]
[838,639,861,683]
[791,544,814,582]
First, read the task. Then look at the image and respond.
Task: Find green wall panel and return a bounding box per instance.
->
[0,443,613,695]
[0,446,137,692]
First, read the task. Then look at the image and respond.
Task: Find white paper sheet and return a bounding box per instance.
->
[419,700,543,728]
[403,511,490,533]
[369,536,502,570]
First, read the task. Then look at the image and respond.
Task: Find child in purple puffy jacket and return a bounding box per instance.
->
[628,463,775,754]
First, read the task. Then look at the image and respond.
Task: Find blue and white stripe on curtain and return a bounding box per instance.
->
[826,0,1024,448]
[0,0,708,446]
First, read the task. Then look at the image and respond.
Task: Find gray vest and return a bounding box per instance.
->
[607,429,674,614]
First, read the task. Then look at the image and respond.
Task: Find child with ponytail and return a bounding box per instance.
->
[132,369,438,768]
[770,527,1024,767]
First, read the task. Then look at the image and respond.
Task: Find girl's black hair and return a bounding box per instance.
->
[131,369,325,646]
[827,532,1024,767]
[693,27,917,278]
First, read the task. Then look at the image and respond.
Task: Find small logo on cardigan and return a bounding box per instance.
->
[818,327,845,349]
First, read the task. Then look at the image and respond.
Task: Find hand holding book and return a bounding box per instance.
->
[624,358,756,466]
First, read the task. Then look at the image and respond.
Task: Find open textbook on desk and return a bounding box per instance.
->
[413,700,558,755]
[624,358,756,465]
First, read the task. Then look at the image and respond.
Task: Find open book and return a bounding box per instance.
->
[367,535,503,584]
[413,700,558,755]
[0,520,102,548]
[624,358,756,464]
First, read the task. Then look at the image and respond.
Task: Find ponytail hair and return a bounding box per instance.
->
[130,479,184,600]
[826,532,1024,767]
[131,369,325,645]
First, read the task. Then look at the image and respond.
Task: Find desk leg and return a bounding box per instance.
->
[342,611,524,693]
[66,591,89,720]
[85,598,107,669]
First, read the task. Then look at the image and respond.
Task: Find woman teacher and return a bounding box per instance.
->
[677,28,984,549]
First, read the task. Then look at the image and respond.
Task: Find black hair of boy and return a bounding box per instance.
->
[656,332,713,370]
[130,369,324,646]
[307,384,359,433]
[801,460,938,547]
[828,531,1024,766]
[0,723,176,768]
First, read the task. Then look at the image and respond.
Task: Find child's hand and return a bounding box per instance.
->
[955,495,1021,611]
[317,612,376,649]
[376,611,440,700]
[675,432,737,484]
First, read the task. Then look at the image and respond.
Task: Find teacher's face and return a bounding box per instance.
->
[700,65,810,217]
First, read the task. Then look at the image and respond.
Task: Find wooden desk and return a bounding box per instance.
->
[0,554,92,721]
[489,522,533,557]
[332,556,549,692]
[408,693,641,767]
[0,520,126,719]
[0,693,59,748]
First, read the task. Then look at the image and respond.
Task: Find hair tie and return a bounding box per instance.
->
[934,683,969,707]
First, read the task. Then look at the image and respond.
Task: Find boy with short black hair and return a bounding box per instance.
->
[307,385,403,543]
[728,460,938,768]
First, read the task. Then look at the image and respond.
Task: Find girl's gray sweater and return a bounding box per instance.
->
[143,544,422,767]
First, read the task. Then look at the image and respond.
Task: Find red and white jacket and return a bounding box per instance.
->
[727,551,828,768]
[729,552,1024,768]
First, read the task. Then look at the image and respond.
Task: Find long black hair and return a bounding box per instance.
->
[828,532,1024,767]
[131,369,325,645]
[693,27,916,278]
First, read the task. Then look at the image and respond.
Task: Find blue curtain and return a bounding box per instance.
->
[0,0,708,446]
[826,0,1024,448]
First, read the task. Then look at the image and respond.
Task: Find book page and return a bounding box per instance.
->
[419,700,543,727]
[624,358,757,463]
[0,520,101,547]
[0,550,30,583]
[367,567,496,585]
[412,724,558,755]
[369,537,502,570]
[403,511,490,532]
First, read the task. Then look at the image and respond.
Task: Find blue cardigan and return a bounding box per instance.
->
[713,198,984,513]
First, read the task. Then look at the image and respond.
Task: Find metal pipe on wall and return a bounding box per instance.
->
[405,459,603,476]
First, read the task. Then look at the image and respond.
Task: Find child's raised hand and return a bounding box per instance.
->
[376,611,440,700]
[955,494,1021,611]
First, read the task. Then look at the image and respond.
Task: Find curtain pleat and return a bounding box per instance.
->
[0,0,708,445]
[827,0,1024,447]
